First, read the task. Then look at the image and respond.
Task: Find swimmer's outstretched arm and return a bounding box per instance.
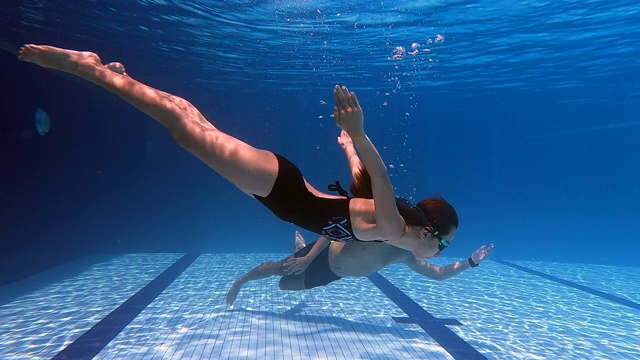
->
[402,244,495,280]
[333,85,404,239]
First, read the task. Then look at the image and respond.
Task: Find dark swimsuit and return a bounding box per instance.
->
[294,241,341,289]
[254,154,360,242]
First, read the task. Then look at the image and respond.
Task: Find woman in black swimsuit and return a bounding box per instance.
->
[19,44,458,259]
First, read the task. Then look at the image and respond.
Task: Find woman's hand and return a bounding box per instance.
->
[471,244,494,264]
[333,85,364,136]
[337,130,353,150]
[283,256,312,275]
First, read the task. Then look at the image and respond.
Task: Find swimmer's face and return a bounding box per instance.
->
[413,226,456,259]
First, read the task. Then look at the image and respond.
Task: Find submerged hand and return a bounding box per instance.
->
[471,244,494,264]
[283,256,311,275]
[333,85,364,136]
[337,130,353,149]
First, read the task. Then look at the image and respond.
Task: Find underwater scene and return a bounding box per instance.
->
[1,1,639,359]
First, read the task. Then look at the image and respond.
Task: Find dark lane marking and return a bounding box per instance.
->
[495,260,640,312]
[368,272,487,360]
[52,253,199,360]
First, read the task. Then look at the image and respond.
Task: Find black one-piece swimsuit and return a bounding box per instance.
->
[254,154,359,242]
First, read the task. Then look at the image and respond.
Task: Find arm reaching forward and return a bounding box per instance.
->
[403,244,495,281]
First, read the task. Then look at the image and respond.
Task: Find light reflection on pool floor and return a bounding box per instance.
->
[0,254,638,359]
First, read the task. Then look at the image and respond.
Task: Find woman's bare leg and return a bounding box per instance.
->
[19,44,277,196]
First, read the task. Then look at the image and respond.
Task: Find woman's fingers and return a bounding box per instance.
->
[333,84,360,111]
[350,91,361,110]
[342,86,355,108]
[284,259,303,275]
[334,85,348,110]
[335,85,355,110]
[333,86,343,110]
[341,85,350,98]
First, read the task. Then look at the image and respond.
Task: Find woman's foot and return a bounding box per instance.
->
[337,130,353,150]
[338,130,363,177]
[19,44,103,73]
[294,231,306,252]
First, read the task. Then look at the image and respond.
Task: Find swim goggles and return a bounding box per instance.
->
[426,220,450,251]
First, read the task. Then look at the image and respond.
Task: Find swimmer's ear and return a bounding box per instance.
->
[420,227,429,240]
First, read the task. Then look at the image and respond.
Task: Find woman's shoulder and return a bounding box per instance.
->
[348,198,376,224]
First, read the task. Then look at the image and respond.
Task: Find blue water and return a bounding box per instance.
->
[1,0,640,285]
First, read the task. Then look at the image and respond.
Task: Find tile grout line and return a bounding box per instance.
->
[52,253,200,360]
[367,272,488,360]
[494,259,640,312]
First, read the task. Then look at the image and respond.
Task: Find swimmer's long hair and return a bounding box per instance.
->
[349,167,458,234]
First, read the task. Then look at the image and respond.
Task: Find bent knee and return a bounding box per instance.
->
[169,120,216,152]
[170,125,192,148]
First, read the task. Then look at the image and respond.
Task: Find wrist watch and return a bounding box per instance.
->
[468,257,479,268]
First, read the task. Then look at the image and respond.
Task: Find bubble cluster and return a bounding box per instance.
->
[379,35,447,197]
[392,46,406,60]
[389,34,444,61]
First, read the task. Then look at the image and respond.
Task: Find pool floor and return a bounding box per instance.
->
[0,253,638,359]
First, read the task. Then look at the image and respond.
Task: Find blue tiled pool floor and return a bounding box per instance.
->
[0,254,638,359]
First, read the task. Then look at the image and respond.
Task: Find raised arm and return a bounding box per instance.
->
[402,244,494,281]
[333,85,404,238]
